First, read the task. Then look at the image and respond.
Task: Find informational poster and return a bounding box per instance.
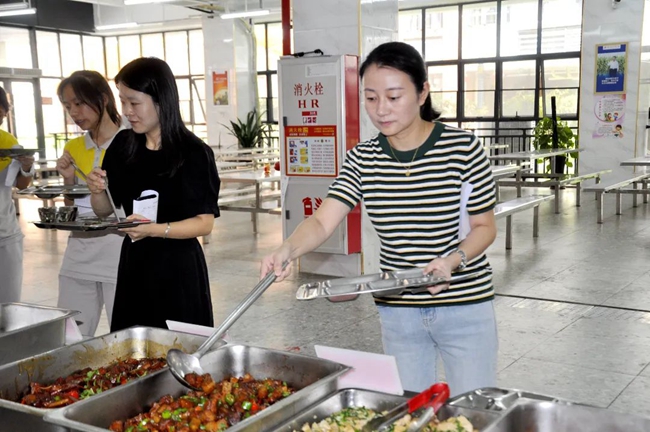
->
[212,71,229,105]
[595,43,627,94]
[285,125,338,176]
[592,94,626,139]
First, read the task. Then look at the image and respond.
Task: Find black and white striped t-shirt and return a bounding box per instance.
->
[327,122,496,307]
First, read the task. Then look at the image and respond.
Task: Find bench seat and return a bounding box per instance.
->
[582,173,650,223]
[494,194,555,250]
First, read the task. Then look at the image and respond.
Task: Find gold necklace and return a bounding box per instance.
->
[389,145,419,176]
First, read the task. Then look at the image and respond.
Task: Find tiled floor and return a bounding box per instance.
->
[15,184,650,418]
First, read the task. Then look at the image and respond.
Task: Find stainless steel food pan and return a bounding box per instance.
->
[271,388,502,431]
[447,387,569,412]
[45,344,350,432]
[0,302,78,366]
[0,327,208,432]
[482,399,650,432]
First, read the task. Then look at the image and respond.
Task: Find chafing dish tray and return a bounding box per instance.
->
[0,327,208,432]
[33,218,151,231]
[18,184,91,199]
[271,388,501,431]
[296,269,487,300]
[0,148,37,157]
[482,399,650,432]
[44,344,350,432]
[0,302,78,366]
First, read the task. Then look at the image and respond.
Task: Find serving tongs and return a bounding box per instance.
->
[361,383,450,432]
[71,161,121,222]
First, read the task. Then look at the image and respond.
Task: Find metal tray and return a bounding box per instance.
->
[44,344,350,432]
[447,387,570,412]
[33,218,151,231]
[0,302,78,366]
[482,399,650,432]
[18,185,91,199]
[296,269,487,300]
[271,388,502,432]
[0,327,209,432]
[0,148,37,157]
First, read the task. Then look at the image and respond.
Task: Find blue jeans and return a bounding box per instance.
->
[377,301,498,397]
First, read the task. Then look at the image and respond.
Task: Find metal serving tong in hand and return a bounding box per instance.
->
[71,161,121,223]
[362,383,450,432]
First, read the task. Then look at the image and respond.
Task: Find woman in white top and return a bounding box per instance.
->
[0,86,34,303]
[55,71,126,337]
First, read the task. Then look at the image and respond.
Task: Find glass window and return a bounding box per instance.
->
[176,78,191,122]
[258,75,268,118]
[119,35,141,69]
[108,80,120,112]
[105,37,119,79]
[255,24,267,71]
[271,73,279,121]
[541,0,582,53]
[36,31,61,77]
[542,88,578,116]
[83,36,105,75]
[462,2,497,59]
[40,78,66,157]
[428,65,458,118]
[165,32,189,75]
[500,0,538,57]
[502,60,536,117]
[267,23,283,71]
[12,81,38,149]
[60,34,83,77]
[425,6,458,61]
[141,33,164,59]
[464,63,495,117]
[543,58,580,88]
[0,26,32,68]
[398,10,423,56]
[189,30,204,75]
[191,78,205,124]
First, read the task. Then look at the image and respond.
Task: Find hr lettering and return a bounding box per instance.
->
[298,99,320,109]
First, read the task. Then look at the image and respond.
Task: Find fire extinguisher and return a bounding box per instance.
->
[303,197,313,217]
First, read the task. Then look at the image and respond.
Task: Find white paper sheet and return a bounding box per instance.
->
[315,345,404,395]
[459,182,473,241]
[132,189,159,222]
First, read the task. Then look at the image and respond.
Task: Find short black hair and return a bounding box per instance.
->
[360,42,441,122]
[0,86,10,112]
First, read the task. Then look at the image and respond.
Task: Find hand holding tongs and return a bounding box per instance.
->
[71,161,121,222]
[361,383,450,432]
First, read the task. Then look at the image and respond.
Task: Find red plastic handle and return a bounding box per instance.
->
[406,382,450,414]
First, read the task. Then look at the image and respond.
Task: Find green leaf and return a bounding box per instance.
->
[221,109,268,148]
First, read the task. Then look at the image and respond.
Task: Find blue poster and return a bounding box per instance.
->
[595,43,627,94]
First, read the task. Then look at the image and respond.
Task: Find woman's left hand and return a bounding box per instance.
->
[423,256,455,295]
[119,214,154,241]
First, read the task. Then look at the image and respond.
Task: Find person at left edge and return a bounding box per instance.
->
[55,70,127,337]
[86,57,220,331]
[0,85,34,303]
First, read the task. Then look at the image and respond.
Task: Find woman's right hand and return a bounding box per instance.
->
[260,243,293,282]
[86,167,107,195]
[55,150,76,180]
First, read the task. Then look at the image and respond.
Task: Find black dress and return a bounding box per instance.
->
[102,130,220,331]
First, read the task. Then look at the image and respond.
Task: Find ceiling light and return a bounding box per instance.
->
[95,22,139,30]
[0,7,35,17]
[124,0,176,5]
[220,9,270,19]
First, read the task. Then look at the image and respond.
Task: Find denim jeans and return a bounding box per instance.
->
[376,300,498,397]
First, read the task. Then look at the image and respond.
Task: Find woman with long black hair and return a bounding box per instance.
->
[86,57,220,331]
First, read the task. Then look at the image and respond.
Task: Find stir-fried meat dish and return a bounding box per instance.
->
[109,373,295,432]
[296,407,475,432]
[19,357,166,408]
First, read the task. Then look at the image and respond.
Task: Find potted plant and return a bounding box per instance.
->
[532,117,579,174]
[223,109,268,149]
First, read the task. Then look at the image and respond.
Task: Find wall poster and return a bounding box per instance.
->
[285,125,338,176]
[595,42,627,94]
[212,71,229,105]
[592,94,626,139]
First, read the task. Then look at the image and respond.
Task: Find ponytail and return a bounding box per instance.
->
[420,94,441,122]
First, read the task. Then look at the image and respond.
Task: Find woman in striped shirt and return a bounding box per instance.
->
[261,42,498,397]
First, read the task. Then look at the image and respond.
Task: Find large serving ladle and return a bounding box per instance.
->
[167,262,288,390]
